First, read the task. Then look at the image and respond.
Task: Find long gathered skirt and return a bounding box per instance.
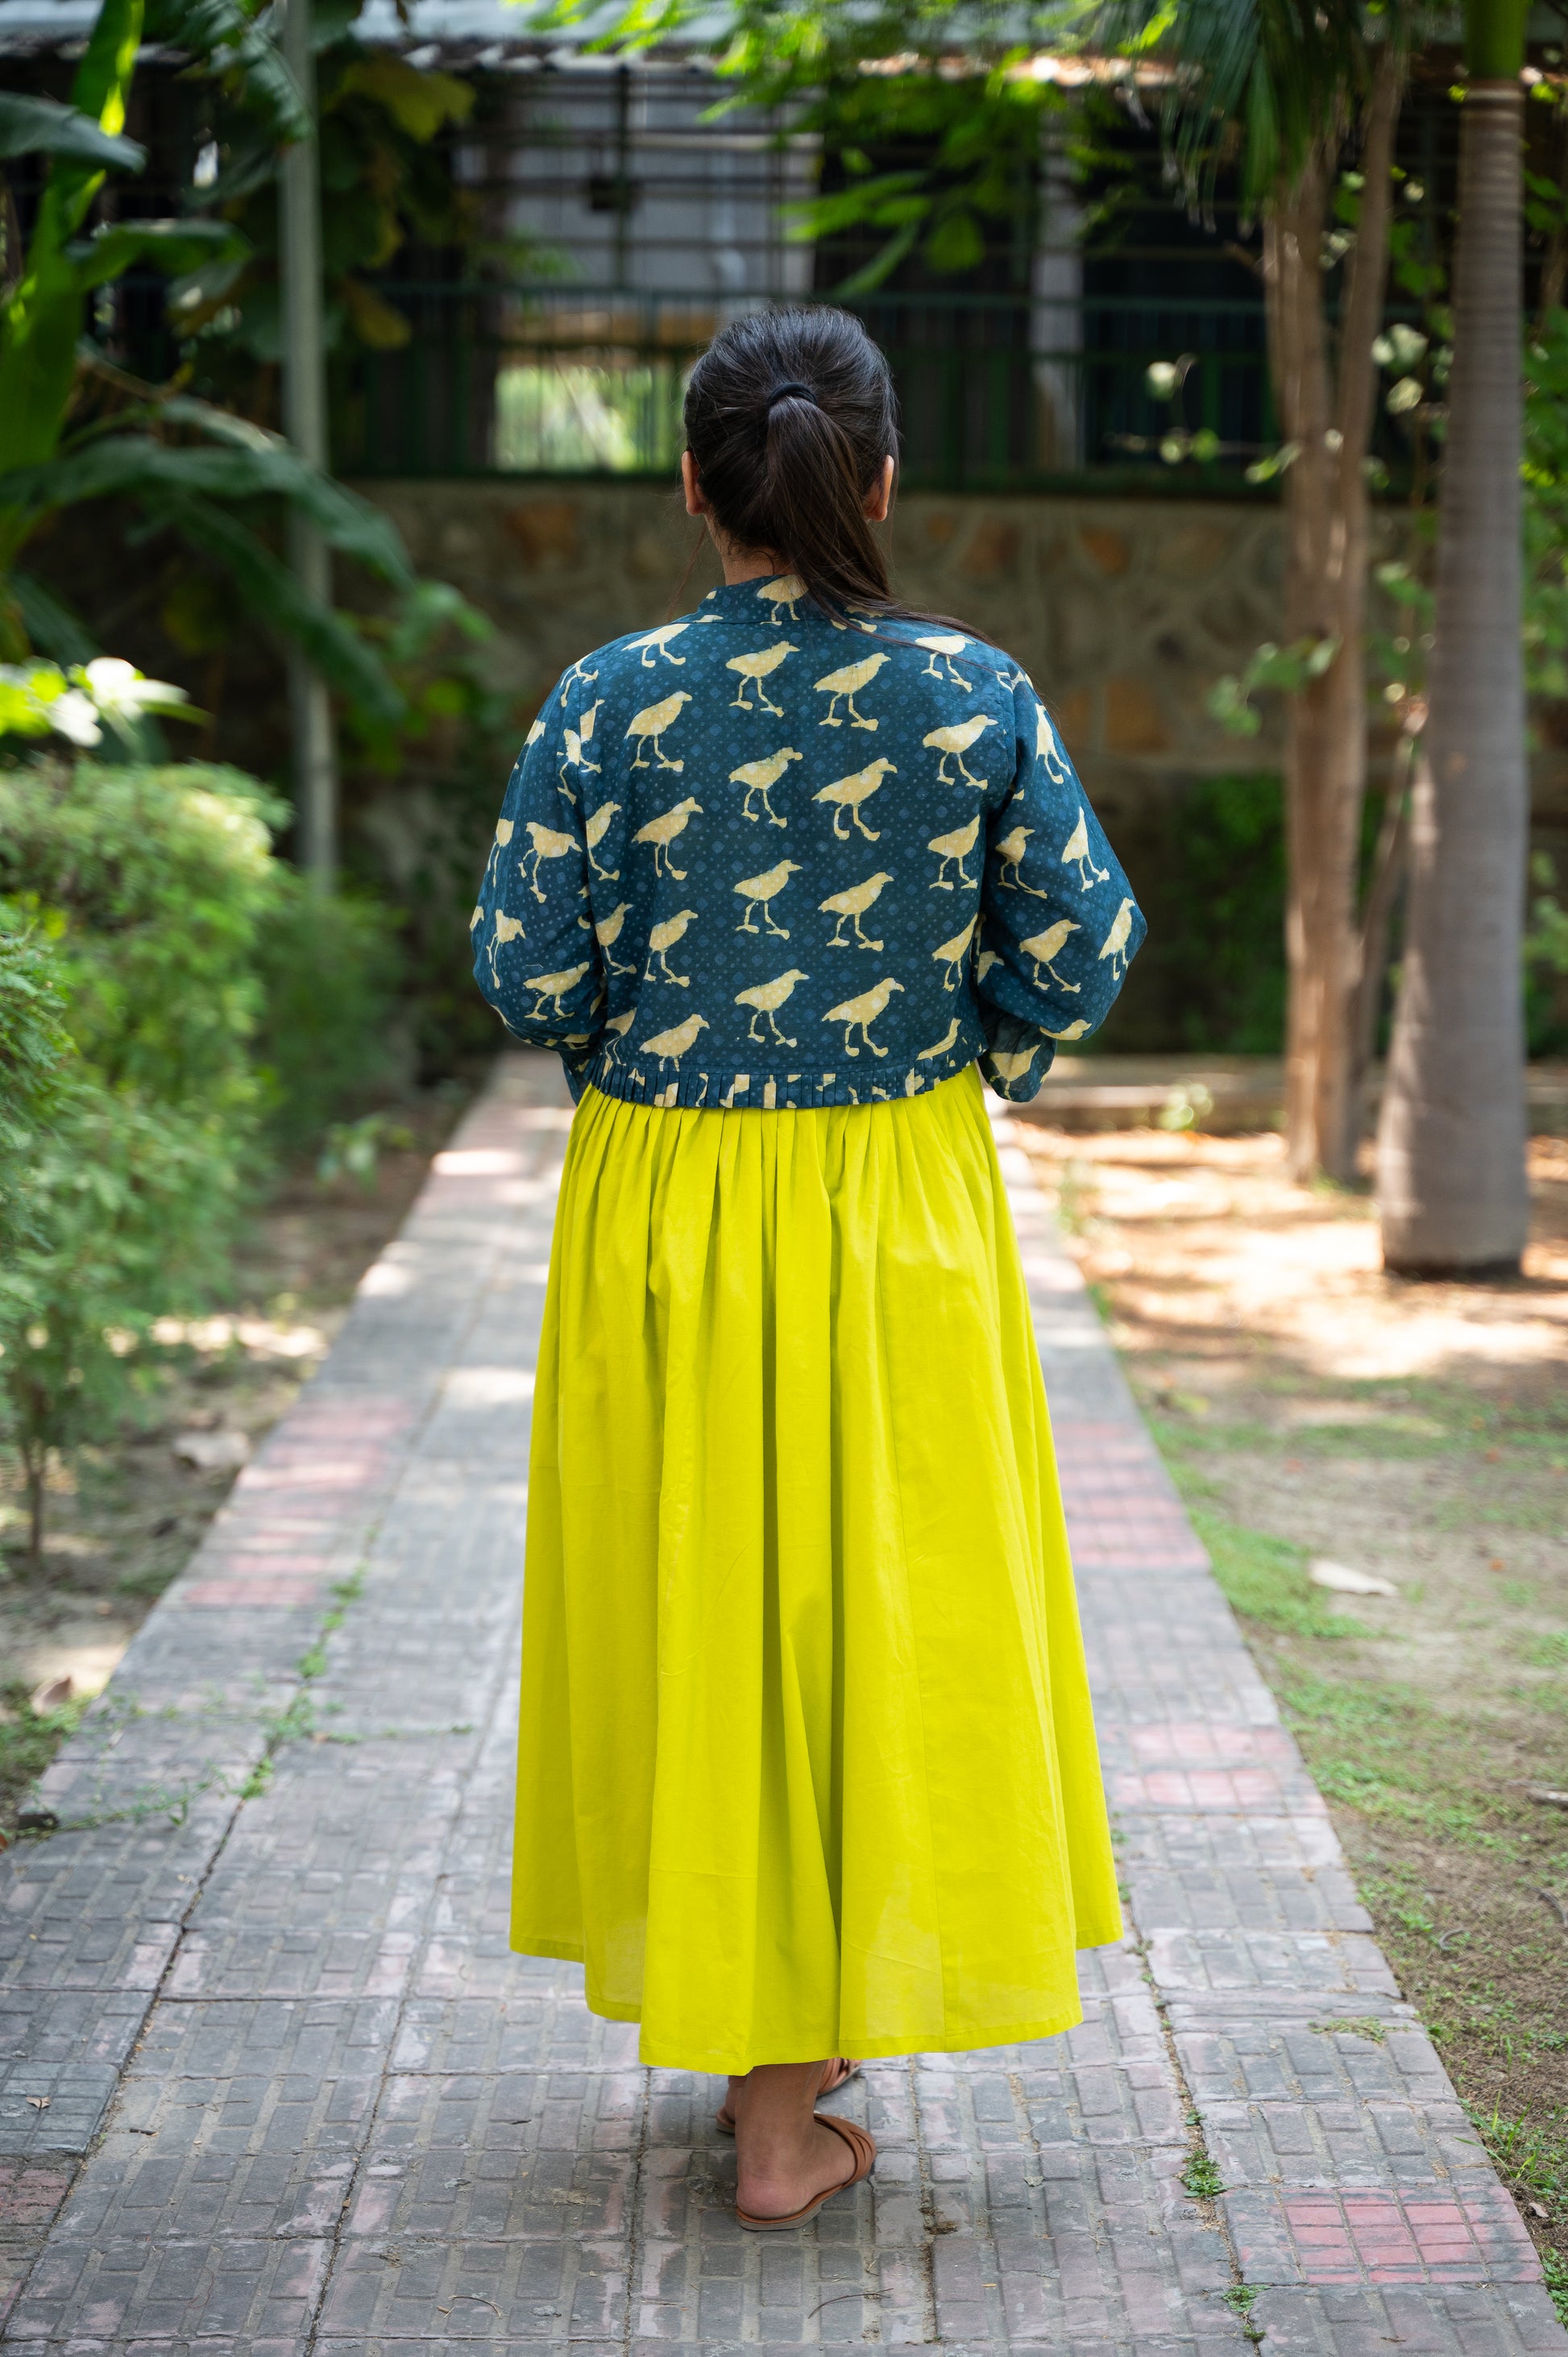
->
[513,1064,1122,2073]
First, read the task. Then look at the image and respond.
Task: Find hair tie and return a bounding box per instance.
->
[767,381,816,409]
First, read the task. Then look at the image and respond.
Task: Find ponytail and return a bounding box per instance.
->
[682,308,982,636]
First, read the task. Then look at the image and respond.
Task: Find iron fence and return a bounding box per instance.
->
[335,284,1276,490]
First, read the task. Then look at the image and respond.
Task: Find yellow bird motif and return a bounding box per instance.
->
[600,1006,637,1065]
[525,716,545,745]
[918,1016,962,1060]
[627,623,688,668]
[645,908,699,987]
[481,813,515,889]
[927,814,981,891]
[633,797,703,880]
[923,715,996,787]
[1019,919,1081,991]
[1060,807,1110,891]
[1098,897,1135,981]
[583,900,637,976]
[993,822,1047,896]
[916,634,973,688]
[734,858,802,938]
[486,908,525,986]
[814,757,896,842]
[1036,704,1071,782]
[519,821,577,902]
[729,745,802,827]
[815,651,889,730]
[558,658,598,705]
[1047,1017,1091,1041]
[625,691,692,771]
[757,574,806,623]
[726,643,798,714]
[523,961,590,1020]
[470,903,483,932]
[822,975,904,1059]
[931,917,977,992]
[558,703,603,800]
[819,869,893,949]
[735,968,809,1048]
[641,1010,709,1070]
[989,1044,1041,1085]
[977,948,1002,983]
[584,800,620,881]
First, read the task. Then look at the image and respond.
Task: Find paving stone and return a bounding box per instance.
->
[0,1060,1558,2352]
[1251,2283,1568,2355]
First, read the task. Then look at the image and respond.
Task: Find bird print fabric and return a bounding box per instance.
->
[473,578,1144,1108]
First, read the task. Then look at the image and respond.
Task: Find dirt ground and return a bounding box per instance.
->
[0,1091,470,1830]
[1012,1118,1568,2292]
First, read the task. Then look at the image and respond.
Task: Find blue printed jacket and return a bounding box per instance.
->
[472,575,1145,1108]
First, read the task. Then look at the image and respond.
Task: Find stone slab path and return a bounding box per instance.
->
[2,1053,1562,2357]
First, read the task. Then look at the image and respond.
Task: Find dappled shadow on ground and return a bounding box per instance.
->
[1012,1120,1568,2286]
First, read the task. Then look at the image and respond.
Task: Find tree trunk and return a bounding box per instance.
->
[1376,77,1529,1276]
[1267,43,1404,1184]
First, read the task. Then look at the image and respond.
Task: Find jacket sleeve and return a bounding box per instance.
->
[471,670,606,1093]
[975,680,1146,1103]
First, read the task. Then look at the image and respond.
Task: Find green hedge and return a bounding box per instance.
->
[0,759,402,1562]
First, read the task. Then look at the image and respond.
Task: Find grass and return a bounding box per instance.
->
[1470,2103,1568,2326]
[1186,1504,1369,1641]
[0,1680,89,1830]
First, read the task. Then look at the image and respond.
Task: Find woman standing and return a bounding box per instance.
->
[473,308,1144,2232]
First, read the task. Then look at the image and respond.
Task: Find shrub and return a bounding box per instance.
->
[0,912,68,1286]
[252,874,404,1154]
[0,757,403,1566]
[0,759,282,1114]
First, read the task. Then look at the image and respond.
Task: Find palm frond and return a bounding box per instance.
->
[0,93,145,170]
[2,429,413,587]
[150,492,405,724]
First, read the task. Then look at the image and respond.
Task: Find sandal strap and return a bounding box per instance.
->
[817,2111,876,2186]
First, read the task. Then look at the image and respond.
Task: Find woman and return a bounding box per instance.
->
[473,307,1144,2233]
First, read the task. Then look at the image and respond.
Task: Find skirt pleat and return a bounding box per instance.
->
[513,1064,1122,2073]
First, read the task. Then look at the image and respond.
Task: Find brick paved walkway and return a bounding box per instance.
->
[2,1054,1562,2355]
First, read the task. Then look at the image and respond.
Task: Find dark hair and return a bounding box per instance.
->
[682,306,973,633]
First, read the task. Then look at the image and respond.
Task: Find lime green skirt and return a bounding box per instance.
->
[513,1064,1122,2073]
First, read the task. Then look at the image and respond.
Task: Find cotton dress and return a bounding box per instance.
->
[473,579,1145,2073]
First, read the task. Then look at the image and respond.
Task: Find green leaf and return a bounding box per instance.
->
[335,53,475,142]
[143,0,309,142]
[2,431,413,586]
[151,492,405,722]
[9,572,99,665]
[0,93,145,169]
[67,217,244,293]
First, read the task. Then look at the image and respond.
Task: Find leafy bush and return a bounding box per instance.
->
[0,757,404,1564]
[1525,853,1568,1060]
[0,911,68,1293]
[253,874,403,1152]
[0,758,281,1107]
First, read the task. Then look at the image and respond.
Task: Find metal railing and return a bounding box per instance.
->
[334,284,1276,491]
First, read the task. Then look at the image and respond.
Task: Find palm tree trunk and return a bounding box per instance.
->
[1268,42,1404,1184]
[1376,70,1529,1276]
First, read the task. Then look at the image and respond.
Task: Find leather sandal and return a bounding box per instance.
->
[717,2056,858,2135]
[734,2113,876,2232]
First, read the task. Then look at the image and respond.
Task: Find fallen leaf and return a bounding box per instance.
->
[25,2096,49,2110]
[172,1427,251,1473]
[1309,1558,1399,1599]
[30,1674,73,1712]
